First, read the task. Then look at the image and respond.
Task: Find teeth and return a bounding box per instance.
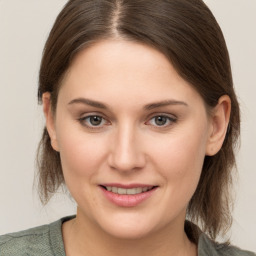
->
[112,187,118,193]
[127,188,142,195]
[105,186,153,195]
[118,188,126,194]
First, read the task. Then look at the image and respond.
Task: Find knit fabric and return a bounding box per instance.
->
[0,216,255,256]
[0,216,70,256]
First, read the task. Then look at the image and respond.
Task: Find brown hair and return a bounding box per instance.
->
[37,0,240,241]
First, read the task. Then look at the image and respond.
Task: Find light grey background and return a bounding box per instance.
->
[0,0,255,252]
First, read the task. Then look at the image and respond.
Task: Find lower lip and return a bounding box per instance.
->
[100,187,157,207]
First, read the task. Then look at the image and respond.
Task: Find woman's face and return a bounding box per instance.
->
[47,40,214,239]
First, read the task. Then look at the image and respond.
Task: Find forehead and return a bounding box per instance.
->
[59,39,204,110]
[67,39,180,81]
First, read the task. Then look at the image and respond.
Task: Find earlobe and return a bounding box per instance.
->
[206,95,231,156]
[42,92,59,152]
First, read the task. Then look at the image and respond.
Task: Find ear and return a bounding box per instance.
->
[42,92,59,152]
[206,95,231,156]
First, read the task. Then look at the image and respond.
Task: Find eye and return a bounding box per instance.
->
[79,115,109,128]
[147,115,176,127]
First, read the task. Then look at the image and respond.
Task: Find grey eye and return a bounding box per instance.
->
[154,116,168,126]
[147,115,177,127]
[79,115,108,128]
[89,116,103,126]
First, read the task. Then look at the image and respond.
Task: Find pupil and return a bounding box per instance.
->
[155,116,167,126]
[90,116,102,126]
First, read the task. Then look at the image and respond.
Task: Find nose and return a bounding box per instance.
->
[108,124,146,172]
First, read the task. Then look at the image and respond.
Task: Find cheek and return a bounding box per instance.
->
[56,130,107,210]
[149,124,208,196]
[56,126,107,181]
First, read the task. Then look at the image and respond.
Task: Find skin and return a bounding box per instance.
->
[43,39,231,256]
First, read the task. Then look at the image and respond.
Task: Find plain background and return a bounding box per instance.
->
[0,0,255,252]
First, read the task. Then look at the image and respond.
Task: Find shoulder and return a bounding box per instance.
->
[0,216,72,256]
[0,223,52,256]
[198,233,256,256]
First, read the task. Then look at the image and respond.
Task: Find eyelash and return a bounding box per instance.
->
[78,115,110,130]
[146,115,177,128]
[78,114,177,130]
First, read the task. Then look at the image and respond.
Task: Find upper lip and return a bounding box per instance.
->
[100,183,157,189]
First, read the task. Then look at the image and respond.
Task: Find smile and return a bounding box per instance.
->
[104,186,154,195]
[100,184,158,207]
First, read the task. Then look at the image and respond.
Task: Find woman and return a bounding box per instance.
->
[0,0,255,255]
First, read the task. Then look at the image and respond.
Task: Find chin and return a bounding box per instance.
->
[102,223,154,240]
[95,212,166,240]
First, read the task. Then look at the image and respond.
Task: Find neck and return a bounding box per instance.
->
[62,209,197,256]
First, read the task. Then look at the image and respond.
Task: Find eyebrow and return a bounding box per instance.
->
[144,100,188,110]
[68,98,108,109]
[68,98,188,110]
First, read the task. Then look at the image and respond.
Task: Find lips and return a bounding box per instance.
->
[99,184,158,207]
[103,186,154,195]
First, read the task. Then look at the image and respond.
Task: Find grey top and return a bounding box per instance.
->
[0,216,255,256]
